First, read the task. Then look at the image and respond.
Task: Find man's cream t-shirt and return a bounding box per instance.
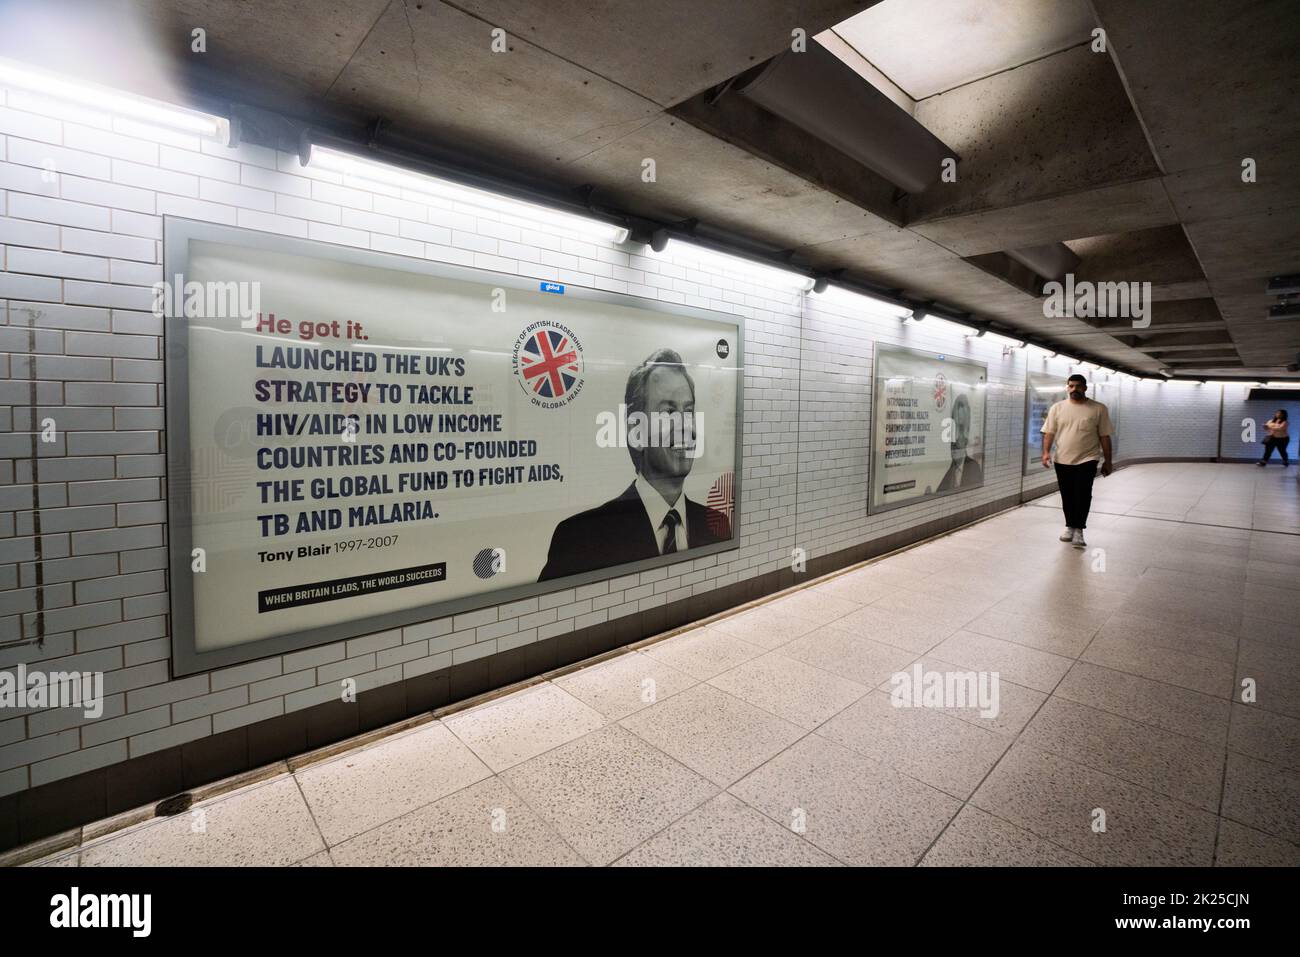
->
[1042,398,1113,465]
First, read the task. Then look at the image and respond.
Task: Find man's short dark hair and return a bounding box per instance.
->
[1067,374,1087,386]
[625,349,695,472]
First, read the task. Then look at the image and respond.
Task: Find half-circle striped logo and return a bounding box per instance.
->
[473,547,503,579]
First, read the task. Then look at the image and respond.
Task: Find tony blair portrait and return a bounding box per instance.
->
[537,348,733,582]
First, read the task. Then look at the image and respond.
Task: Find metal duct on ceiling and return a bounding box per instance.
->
[730,42,956,195]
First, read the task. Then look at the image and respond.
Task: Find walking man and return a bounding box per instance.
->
[1041,374,1113,548]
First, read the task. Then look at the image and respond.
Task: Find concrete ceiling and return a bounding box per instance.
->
[4,0,1297,378]
[832,0,1096,100]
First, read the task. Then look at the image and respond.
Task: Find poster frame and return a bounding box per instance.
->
[866,342,990,516]
[1023,368,1067,476]
[164,218,744,677]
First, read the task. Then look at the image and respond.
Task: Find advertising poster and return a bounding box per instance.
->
[869,344,988,512]
[166,223,740,673]
[1025,370,1068,474]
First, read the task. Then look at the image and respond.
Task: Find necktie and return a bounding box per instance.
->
[662,509,681,554]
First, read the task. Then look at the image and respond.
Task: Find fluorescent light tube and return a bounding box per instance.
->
[658,240,815,292]
[309,145,629,245]
[0,57,228,141]
[812,283,911,318]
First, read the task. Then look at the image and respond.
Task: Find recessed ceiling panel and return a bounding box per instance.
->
[833,0,1095,99]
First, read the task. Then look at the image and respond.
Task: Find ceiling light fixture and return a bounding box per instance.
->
[812,283,912,318]
[658,241,815,292]
[0,56,230,142]
[307,145,630,245]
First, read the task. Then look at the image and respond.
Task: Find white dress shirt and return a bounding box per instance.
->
[635,472,688,554]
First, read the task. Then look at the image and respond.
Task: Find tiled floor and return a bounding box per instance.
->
[26,464,1300,866]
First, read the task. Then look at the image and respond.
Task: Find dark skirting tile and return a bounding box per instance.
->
[448,655,492,701]
[405,669,450,715]
[106,746,183,815]
[182,727,248,789]
[358,680,407,732]
[18,769,105,846]
[247,707,307,768]
[0,793,19,851]
[487,644,534,687]
[304,699,359,751]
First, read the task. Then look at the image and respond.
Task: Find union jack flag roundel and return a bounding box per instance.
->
[519,327,582,399]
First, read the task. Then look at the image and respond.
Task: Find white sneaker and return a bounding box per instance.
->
[1059,527,1074,542]
[1071,529,1087,549]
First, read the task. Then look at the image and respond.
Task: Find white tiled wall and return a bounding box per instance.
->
[1219,383,1296,461]
[1117,377,1222,459]
[0,84,1230,796]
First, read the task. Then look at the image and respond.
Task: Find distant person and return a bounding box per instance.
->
[538,349,732,581]
[1257,409,1290,467]
[1041,374,1113,549]
[936,392,984,492]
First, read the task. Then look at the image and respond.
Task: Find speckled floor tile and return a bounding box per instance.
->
[1116,589,1243,637]
[81,774,325,867]
[877,656,1048,737]
[809,570,893,605]
[330,776,585,866]
[1241,615,1299,650]
[293,851,333,866]
[619,682,804,787]
[553,650,697,721]
[707,651,868,729]
[867,588,992,630]
[1221,751,1300,843]
[639,626,766,679]
[970,744,1218,866]
[294,721,491,846]
[1236,638,1300,719]
[962,608,1098,658]
[500,725,717,866]
[1091,612,1240,664]
[442,683,605,772]
[818,689,1010,799]
[728,734,960,866]
[1054,660,1231,747]
[929,630,1073,693]
[764,589,862,626]
[1227,702,1300,769]
[1018,696,1225,811]
[833,603,961,655]
[1081,631,1234,698]
[613,792,838,867]
[779,624,917,688]
[709,604,823,649]
[920,805,1092,866]
[1214,818,1300,867]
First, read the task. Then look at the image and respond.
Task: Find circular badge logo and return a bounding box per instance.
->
[933,373,948,410]
[716,338,730,359]
[512,321,585,408]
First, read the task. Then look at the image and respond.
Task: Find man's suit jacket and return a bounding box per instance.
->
[936,455,984,493]
[538,482,732,582]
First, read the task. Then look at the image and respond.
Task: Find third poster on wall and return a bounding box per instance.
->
[869,344,988,512]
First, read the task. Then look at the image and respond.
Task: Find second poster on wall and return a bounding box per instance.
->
[869,343,989,512]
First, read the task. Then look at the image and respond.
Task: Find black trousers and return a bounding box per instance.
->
[1261,437,1290,465]
[1055,461,1098,529]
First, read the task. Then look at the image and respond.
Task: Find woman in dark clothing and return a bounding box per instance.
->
[1258,409,1290,467]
